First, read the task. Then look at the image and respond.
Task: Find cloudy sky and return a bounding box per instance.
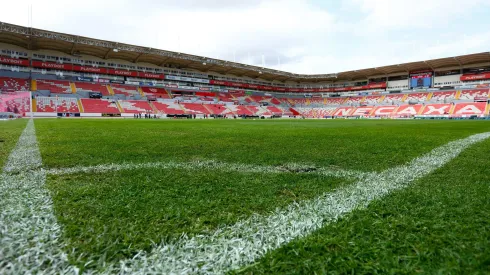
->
[1,0,489,74]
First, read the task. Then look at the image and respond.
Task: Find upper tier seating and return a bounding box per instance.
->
[459,89,490,100]
[430,91,457,102]
[325,98,346,105]
[75,82,111,96]
[381,94,405,104]
[118,100,153,113]
[111,84,140,97]
[0,77,29,91]
[405,93,429,102]
[364,95,383,105]
[141,87,172,99]
[152,102,186,115]
[309,98,325,105]
[36,80,72,94]
[80,99,120,113]
[36,97,80,113]
[344,97,364,105]
[288,98,307,106]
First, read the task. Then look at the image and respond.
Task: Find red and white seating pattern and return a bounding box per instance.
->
[309,98,325,105]
[0,92,30,114]
[430,91,457,102]
[203,104,234,115]
[288,98,308,106]
[405,93,429,102]
[363,95,382,105]
[36,80,72,94]
[381,94,405,104]
[344,96,364,105]
[452,102,487,116]
[152,102,185,114]
[118,100,153,113]
[0,77,29,91]
[180,103,211,114]
[80,99,120,113]
[36,97,80,113]
[111,84,140,97]
[325,98,346,105]
[297,107,337,118]
[75,82,111,96]
[141,87,172,99]
[459,89,489,100]
[234,105,255,116]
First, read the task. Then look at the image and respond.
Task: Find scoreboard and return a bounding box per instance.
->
[410,71,433,89]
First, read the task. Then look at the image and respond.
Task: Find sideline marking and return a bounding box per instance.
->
[0,120,78,274]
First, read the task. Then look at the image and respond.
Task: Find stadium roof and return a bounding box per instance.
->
[1,21,490,83]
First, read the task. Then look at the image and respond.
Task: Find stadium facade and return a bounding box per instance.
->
[0,21,489,119]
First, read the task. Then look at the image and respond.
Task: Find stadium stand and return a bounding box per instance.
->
[111,84,140,97]
[459,89,490,100]
[405,93,429,102]
[118,100,154,113]
[0,77,29,91]
[0,92,30,114]
[36,97,80,113]
[36,80,72,94]
[80,99,120,114]
[141,87,172,99]
[152,102,186,115]
[430,91,457,102]
[75,82,111,96]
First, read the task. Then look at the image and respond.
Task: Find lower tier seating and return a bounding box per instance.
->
[0,92,30,114]
[118,100,153,113]
[80,99,120,113]
[36,97,80,113]
[152,102,186,114]
[75,82,111,96]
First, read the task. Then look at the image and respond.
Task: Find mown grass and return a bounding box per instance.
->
[47,168,350,270]
[238,137,490,274]
[36,119,490,172]
[0,119,27,169]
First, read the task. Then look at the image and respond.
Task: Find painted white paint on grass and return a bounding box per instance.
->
[0,120,78,274]
[45,159,368,180]
[105,131,490,275]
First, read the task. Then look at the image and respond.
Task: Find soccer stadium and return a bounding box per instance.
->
[1,4,490,273]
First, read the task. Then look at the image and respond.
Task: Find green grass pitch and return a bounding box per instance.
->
[3,118,490,273]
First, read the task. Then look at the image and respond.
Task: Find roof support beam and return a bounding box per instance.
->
[134,52,145,63]
[423,61,435,71]
[159,57,172,66]
[104,48,112,59]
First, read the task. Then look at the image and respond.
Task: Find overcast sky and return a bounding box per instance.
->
[1,0,489,74]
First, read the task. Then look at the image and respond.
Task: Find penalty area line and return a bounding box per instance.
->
[44,159,369,180]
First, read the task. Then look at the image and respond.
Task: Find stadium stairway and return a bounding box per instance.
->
[70,83,77,94]
[455,90,462,99]
[77,99,84,113]
[138,87,145,97]
[203,104,214,114]
[107,85,115,96]
[31,79,37,91]
[116,101,124,113]
[426,92,433,101]
[31,98,37,112]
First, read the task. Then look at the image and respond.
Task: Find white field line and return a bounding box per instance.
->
[44,160,368,180]
[0,120,78,274]
[101,131,490,275]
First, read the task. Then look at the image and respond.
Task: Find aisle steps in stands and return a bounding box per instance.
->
[70,83,77,94]
[31,98,37,112]
[31,79,37,91]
